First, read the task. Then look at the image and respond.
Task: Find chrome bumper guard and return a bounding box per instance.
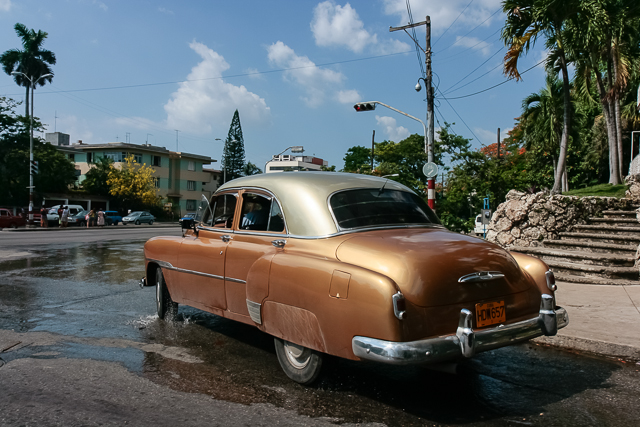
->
[139,277,148,288]
[352,294,568,365]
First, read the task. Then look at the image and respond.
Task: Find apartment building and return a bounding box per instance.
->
[48,133,215,215]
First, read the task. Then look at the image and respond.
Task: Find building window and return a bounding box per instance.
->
[188,161,196,171]
[68,153,75,161]
[153,178,160,188]
[133,153,142,164]
[87,152,93,163]
[152,155,161,166]
[186,199,197,211]
[104,152,123,162]
[187,180,196,191]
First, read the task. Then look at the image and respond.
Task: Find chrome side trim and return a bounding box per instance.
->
[246,300,262,324]
[352,300,569,365]
[147,258,246,283]
[458,271,505,283]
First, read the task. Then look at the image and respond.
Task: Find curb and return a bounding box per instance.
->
[533,335,640,362]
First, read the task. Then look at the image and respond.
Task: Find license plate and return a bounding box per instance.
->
[475,300,506,328]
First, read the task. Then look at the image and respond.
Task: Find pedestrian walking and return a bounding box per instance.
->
[97,208,105,227]
[61,206,70,228]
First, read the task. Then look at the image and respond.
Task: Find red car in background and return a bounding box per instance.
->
[0,208,26,229]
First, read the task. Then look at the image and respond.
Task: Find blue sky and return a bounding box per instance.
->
[0,0,548,171]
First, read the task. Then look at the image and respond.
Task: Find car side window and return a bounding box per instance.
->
[205,194,237,229]
[239,193,285,233]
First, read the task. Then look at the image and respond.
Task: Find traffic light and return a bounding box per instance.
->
[354,102,376,112]
[30,160,38,174]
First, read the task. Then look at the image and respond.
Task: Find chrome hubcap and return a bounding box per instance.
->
[283,341,311,369]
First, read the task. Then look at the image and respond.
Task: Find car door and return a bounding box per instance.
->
[224,190,286,317]
[175,192,239,313]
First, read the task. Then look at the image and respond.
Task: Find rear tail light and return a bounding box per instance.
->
[392,292,406,320]
[545,270,557,291]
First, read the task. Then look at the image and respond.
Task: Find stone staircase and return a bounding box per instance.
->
[510,209,640,286]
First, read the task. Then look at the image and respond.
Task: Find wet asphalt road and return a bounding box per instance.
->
[0,229,639,426]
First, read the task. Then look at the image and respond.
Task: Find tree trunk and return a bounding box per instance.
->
[562,167,568,192]
[552,55,571,194]
[614,93,624,178]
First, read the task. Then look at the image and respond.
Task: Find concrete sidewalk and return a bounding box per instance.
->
[535,282,640,361]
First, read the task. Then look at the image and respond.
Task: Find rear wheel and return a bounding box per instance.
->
[155,266,178,321]
[274,338,323,385]
[149,220,154,225]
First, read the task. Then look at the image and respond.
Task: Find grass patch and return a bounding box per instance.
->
[563,184,628,198]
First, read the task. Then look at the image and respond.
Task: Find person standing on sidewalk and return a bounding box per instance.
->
[97,208,105,228]
[87,209,96,228]
[61,206,70,228]
[40,207,48,228]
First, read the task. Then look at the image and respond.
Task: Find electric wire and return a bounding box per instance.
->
[436,7,502,54]
[433,0,475,47]
[442,46,505,94]
[406,0,426,78]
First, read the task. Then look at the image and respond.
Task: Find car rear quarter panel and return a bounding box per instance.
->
[259,240,402,360]
[509,251,555,298]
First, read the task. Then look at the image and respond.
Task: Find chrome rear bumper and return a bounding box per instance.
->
[352,294,568,365]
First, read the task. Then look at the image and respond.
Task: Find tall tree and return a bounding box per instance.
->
[501,0,577,193]
[221,110,246,182]
[0,23,56,117]
[82,156,114,196]
[568,0,640,183]
[521,74,571,190]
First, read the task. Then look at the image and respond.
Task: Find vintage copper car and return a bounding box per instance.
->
[141,172,568,384]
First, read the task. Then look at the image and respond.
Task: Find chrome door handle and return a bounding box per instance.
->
[221,235,232,242]
[271,239,286,248]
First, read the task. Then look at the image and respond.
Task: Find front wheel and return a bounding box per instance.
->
[155,266,178,321]
[274,338,323,385]
[135,220,141,225]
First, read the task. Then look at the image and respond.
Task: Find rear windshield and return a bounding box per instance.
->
[330,188,440,230]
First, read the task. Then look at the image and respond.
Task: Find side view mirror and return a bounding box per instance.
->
[181,218,195,230]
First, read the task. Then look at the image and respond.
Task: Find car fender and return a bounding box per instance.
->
[259,252,401,360]
[144,236,182,293]
[509,251,555,297]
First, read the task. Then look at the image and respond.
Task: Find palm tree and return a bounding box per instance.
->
[568,0,640,183]
[521,74,571,190]
[0,23,56,117]
[501,0,578,194]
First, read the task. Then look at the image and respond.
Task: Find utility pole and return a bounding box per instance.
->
[390,16,435,210]
[371,130,375,171]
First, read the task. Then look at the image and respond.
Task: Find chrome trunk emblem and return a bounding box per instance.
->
[458,271,505,283]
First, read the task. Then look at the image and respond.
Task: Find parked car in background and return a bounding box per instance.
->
[122,211,155,225]
[178,213,196,225]
[46,204,85,225]
[141,172,568,385]
[104,211,123,225]
[0,208,26,229]
[68,209,89,226]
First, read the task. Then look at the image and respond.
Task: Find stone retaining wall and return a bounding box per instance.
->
[485,190,636,248]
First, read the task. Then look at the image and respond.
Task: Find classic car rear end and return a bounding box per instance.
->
[141,172,568,384]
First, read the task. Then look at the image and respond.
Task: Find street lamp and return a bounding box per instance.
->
[354,100,436,209]
[265,146,304,173]
[12,71,53,225]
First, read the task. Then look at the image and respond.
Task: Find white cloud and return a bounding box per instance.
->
[311,1,410,54]
[267,41,345,107]
[453,36,492,56]
[164,41,270,134]
[381,0,502,36]
[158,7,174,15]
[376,115,410,142]
[336,89,361,104]
[311,1,376,53]
[0,0,12,12]
[245,67,264,80]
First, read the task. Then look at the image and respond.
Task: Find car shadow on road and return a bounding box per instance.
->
[138,307,624,426]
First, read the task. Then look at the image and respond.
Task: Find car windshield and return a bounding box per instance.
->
[329,188,440,230]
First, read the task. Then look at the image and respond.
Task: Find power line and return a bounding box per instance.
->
[2,50,414,96]
[442,46,505,94]
[433,0,475,47]
[439,58,546,100]
[436,7,502,54]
